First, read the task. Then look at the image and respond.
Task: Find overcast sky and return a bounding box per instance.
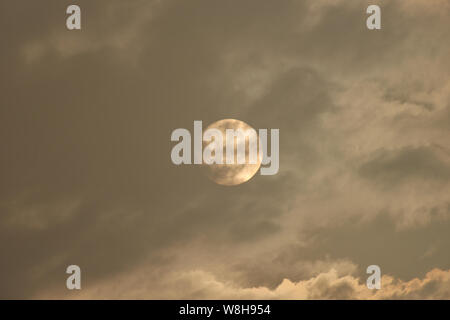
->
[1,0,449,299]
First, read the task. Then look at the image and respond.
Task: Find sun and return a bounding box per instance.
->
[203,119,262,186]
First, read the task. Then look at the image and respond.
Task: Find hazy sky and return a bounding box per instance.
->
[1,0,449,299]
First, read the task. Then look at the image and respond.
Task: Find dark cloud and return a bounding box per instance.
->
[359,146,450,186]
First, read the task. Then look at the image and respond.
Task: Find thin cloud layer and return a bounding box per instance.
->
[0,0,449,298]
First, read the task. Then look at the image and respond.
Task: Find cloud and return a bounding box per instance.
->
[0,0,449,298]
[40,265,450,300]
[20,1,162,63]
[359,146,450,186]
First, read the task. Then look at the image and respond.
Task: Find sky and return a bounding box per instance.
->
[0,0,449,299]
